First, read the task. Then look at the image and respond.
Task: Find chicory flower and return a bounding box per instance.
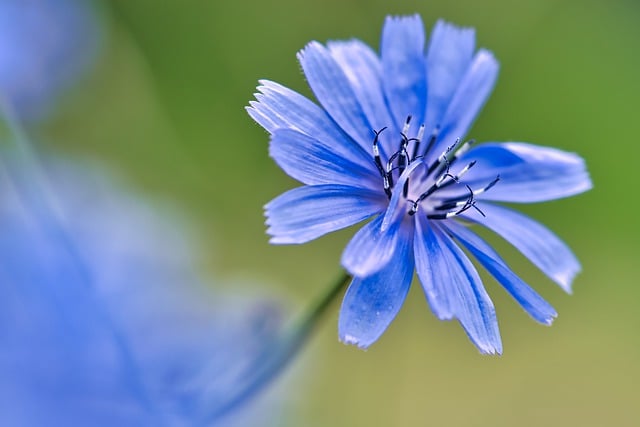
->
[248,15,591,353]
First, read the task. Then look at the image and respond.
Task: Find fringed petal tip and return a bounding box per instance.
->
[541,311,558,326]
[296,41,322,62]
[465,320,503,355]
[384,14,424,27]
[339,333,371,350]
[267,236,298,245]
[477,342,503,356]
[247,80,277,104]
[458,322,504,356]
[432,18,475,39]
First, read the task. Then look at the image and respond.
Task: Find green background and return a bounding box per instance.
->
[39,0,639,425]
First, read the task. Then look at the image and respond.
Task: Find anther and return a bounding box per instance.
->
[427,138,460,177]
[437,160,477,190]
[453,139,476,159]
[372,127,392,198]
[411,124,426,160]
[402,115,412,134]
[397,132,412,197]
[427,186,478,220]
[416,124,425,144]
[473,175,500,196]
[420,125,439,159]
[426,211,458,220]
[372,127,387,173]
[384,148,411,192]
[397,133,410,175]
[456,160,476,179]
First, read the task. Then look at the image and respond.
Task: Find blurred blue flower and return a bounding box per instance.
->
[0,0,103,120]
[248,15,592,354]
[0,152,289,426]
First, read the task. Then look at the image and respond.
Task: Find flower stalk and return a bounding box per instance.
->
[205,272,351,423]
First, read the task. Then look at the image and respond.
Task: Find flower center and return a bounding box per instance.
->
[371,116,499,221]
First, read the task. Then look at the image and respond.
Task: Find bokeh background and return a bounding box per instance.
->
[30,0,638,425]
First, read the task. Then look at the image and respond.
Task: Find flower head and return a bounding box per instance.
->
[248,15,591,354]
[0,153,289,426]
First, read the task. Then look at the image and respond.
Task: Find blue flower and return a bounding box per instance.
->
[0,153,289,426]
[248,15,592,354]
[0,0,103,120]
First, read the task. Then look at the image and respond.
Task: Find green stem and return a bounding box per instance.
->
[284,271,352,353]
[205,272,351,424]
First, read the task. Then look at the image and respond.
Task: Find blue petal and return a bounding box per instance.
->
[413,217,502,354]
[341,214,403,278]
[247,80,370,165]
[413,215,452,320]
[269,129,379,188]
[338,226,414,349]
[381,15,427,128]
[430,50,499,160]
[461,203,580,292]
[265,185,384,244]
[449,142,592,203]
[444,221,557,325]
[328,40,398,135]
[297,42,374,152]
[423,20,475,141]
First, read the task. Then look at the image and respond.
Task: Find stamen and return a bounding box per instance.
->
[455,160,476,180]
[400,138,412,198]
[433,200,466,211]
[402,115,412,134]
[397,116,412,178]
[372,127,392,198]
[427,185,478,220]
[436,175,501,206]
[371,122,498,218]
[419,125,439,159]
[407,182,438,215]
[409,124,426,161]
[434,171,450,187]
[427,138,460,177]
[473,175,500,196]
[426,211,460,220]
[436,160,478,191]
[397,133,410,176]
[416,124,425,145]
[385,152,397,190]
[403,128,422,198]
[372,127,387,175]
[382,175,391,198]
[453,139,476,159]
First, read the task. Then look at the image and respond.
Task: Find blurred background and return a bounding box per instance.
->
[22,0,639,425]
